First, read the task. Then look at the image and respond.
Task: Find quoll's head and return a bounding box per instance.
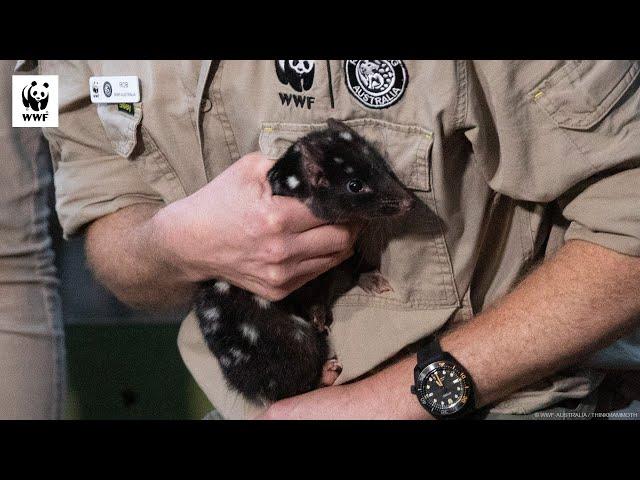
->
[268,118,416,222]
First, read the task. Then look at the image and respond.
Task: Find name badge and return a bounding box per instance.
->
[89,76,140,103]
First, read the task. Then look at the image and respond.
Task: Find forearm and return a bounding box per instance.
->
[266,239,640,420]
[443,239,640,407]
[85,203,195,310]
[83,152,359,312]
[357,239,640,418]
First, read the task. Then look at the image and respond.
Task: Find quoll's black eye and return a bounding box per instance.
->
[347,179,364,193]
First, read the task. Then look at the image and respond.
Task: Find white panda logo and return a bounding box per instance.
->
[22,80,50,111]
[275,60,315,92]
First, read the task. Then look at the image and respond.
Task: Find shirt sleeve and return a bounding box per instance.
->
[39,60,163,238]
[465,60,640,256]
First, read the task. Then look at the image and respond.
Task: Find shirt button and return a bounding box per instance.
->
[200,97,212,113]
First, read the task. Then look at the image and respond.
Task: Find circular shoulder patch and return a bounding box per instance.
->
[344,60,408,109]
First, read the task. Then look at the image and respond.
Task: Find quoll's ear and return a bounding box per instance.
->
[299,140,329,189]
[327,118,358,138]
[267,159,295,196]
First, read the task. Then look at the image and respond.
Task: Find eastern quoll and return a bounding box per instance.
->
[194,118,416,404]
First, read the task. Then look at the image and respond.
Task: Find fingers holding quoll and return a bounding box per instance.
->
[292,248,355,279]
[290,223,358,259]
[268,195,328,232]
[253,249,353,301]
[230,151,361,299]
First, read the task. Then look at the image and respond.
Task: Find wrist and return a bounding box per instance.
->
[148,203,205,284]
[357,357,433,420]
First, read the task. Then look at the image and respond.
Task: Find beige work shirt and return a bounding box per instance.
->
[36,60,640,419]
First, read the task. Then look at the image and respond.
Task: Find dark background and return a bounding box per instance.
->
[50,212,213,419]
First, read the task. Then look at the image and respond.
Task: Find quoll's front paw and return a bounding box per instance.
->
[309,304,333,334]
[320,357,343,387]
[358,271,394,295]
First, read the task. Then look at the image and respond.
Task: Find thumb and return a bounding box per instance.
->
[251,151,277,178]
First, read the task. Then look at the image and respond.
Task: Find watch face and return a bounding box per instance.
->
[416,361,471,416]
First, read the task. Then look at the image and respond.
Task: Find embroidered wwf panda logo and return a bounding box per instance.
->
[22,80,49,111]
[275,60,315,92]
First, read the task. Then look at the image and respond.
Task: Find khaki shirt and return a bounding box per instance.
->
[36,60,640,419]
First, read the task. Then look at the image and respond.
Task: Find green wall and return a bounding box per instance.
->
[64,324,212,420]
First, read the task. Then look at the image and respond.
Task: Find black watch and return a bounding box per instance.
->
[411,339,476,419]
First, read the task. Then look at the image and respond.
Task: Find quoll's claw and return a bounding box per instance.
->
[358,271,394,295]
[320,357,343,387]
[310,304,333,334]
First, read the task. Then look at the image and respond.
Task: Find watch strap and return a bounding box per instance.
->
[417,337,443,365]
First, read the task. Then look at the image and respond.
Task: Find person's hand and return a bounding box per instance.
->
[152,152,360,301]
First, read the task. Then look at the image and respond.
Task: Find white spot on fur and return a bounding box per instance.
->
[219,355,232,368]
[293,144,300,152]
[345,166,354,174]
[253,295,271,309]
[339,131,353,141]
[287,175,300,189]
[229,347,250,364]
[240,323,259,344]
[268,379,277,389]
[290,315,310,341]
[290,314,309,328]
[203,307,220,322]
[214,281,230,294]
[202,321,219,335]
[333,157,344,164]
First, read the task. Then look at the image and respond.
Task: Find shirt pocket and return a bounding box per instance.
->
[530,60,639,131]
[258,118,460,310]
[260,118,432,191]
[96,102,187,203]
[529,61,640,165]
